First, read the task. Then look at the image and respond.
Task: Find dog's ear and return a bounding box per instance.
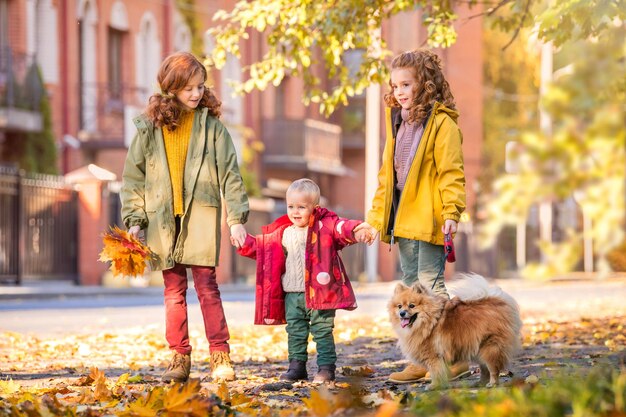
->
[394,282,409,295]
[410,282,426,294]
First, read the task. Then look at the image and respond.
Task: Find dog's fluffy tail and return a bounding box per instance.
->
[448,273,523,340]
[447,273,509,300]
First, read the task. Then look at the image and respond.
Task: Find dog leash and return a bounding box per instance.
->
[431,252,449,290]
[431,233,455,290]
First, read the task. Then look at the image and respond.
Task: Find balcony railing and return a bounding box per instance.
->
[78,82,149,145]
[261,118,345,175]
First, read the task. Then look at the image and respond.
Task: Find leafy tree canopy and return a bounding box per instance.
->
[208,0,624,115]
[210,0,625,277]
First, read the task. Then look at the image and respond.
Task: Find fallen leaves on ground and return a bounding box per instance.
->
[0,315,624,416]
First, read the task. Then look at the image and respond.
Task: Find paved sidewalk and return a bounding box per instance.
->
[1,273,625,302]
[0,279,255,302]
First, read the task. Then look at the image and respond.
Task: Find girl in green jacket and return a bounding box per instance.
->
[121,52,249,383]
[355,49,468,384]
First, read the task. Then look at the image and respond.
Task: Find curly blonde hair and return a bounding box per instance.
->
[145,52,221,130]
[383,49,456,124]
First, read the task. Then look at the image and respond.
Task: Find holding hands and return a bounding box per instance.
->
[353,219,457,245]
[229,223,248,248]
[354,222,379,245]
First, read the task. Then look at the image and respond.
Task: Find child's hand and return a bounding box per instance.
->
[442,219,458,235]
[354,228,372,243]
[230,223,247,248]
[354,222,378,245]
[128,225,141,239]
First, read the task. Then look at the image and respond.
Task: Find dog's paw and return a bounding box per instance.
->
[485,381,497,388]
[426,382,448,391]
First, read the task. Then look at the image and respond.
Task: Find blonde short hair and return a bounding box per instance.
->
[286,178,320,205]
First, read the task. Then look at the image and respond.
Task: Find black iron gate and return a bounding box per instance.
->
[0,166,78,284]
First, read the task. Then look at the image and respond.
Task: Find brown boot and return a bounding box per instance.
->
[388,363,428,384]
[210,351,236,382]
[312,364,336,384]
[162,352,191,383]
[423,361,472,381]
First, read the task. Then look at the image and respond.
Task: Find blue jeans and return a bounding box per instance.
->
[397,238,448,297]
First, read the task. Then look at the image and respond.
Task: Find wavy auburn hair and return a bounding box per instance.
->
[145,52,221,130]
[384,49,456,124]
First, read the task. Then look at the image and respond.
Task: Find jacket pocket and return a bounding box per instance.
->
[194,186,220,207]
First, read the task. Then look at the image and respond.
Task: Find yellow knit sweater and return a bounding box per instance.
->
[163,111,194,216]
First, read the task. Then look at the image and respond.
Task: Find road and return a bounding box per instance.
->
[1,279,625,336]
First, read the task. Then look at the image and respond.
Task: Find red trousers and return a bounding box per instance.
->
[163,263,230,355]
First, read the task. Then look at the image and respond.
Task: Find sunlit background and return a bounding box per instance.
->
[0,0,623,287]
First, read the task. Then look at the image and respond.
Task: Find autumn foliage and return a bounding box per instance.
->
[99,226,155,277]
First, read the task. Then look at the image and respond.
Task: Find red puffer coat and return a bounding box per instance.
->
[237,207,360,325]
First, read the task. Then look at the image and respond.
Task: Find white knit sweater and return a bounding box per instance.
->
[281,225,308,292]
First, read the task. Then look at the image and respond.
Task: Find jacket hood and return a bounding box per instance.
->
[262,214,291,234]
[432,102,459,123]
[312,206,332,222]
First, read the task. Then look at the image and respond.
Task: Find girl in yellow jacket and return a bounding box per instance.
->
[355,49,468,383]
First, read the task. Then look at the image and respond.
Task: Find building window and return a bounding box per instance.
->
[108,28,123,100]
[0,0,8,51]
[78,0,97,132]
[135,12,160,104]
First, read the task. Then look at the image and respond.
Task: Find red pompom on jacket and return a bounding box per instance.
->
[237,207,360,325]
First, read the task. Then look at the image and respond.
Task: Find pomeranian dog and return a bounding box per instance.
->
[389,274,522,389]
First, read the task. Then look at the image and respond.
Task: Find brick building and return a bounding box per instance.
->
[2,0,482,285]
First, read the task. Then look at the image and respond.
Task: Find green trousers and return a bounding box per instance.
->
[284,292,336,366]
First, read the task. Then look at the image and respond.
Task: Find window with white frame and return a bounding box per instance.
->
[78,0,97,132]
[26,0,59,83]
[135,12,160,104]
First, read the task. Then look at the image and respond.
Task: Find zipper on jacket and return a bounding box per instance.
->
[388,108,435,244]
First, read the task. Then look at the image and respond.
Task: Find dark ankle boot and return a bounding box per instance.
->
[313,364,336,384]
[279,359,307,381]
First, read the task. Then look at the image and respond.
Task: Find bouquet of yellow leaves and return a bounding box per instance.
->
[99,226,155,277]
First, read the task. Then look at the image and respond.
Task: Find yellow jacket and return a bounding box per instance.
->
[366,102,465,245]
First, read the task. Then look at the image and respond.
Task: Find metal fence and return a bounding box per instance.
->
[0,166,78,284]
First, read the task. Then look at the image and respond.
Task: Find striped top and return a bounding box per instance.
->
[394,108,425,191]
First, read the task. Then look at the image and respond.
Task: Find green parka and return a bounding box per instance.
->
[120,108,249,270]
[366,102,465,246]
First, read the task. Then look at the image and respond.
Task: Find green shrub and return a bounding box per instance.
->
[406,367,625,417]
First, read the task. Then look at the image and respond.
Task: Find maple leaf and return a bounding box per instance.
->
[119,399,159,417]
[118,387,165,417]
[216,381,230,403]
[87,367,112,402]
[99,226,155,277]
[116,373,130,385]
[0,379,21,396]
[163,380,213,417]
[89,367,106,384]
[302,388,335,417]
[341,365,376,378]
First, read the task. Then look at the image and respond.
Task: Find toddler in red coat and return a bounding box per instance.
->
[235,178,371,383]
